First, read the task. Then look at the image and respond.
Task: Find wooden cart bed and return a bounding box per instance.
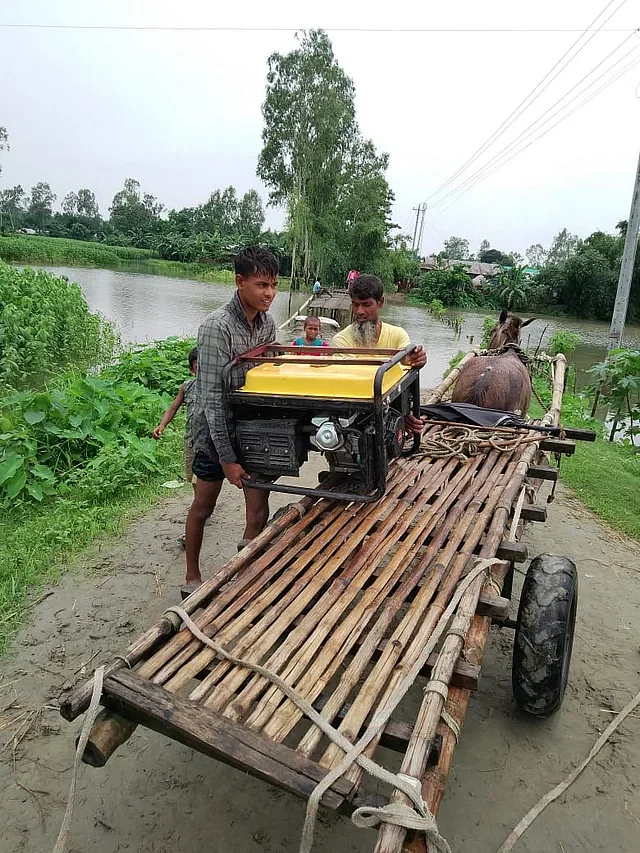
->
[61,354,575,853]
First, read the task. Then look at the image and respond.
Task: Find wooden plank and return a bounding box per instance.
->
[527,464,559,482]
[561,426,596,442]
[101,669,354,810]
[496,541,528,563]
[539,438,576,455]
[476,592,510,620]
[520,505,547,522]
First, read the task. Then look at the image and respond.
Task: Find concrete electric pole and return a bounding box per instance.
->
[607,149,640,356]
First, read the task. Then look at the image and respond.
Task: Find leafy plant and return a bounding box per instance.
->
[0,261,119,391]
[480,316,495,348]
[548,330,582,357]
[495,265,530,310]
[0,234,153,265]
[589,349,640,444]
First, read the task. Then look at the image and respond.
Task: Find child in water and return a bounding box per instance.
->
[292,316,329,349]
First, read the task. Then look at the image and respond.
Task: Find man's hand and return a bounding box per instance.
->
[404,413,425,435]
[151,426,163,440]
[222,460,249,489]
[403,345,427,369]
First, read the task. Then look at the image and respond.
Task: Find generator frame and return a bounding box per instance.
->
[222,343,423,503]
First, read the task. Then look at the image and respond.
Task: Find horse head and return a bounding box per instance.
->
[487,309,536,349]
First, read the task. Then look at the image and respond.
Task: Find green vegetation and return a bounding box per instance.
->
[589,348,640,444]
[0,337,194,650]
[530,374,640,541]
[548,330,583,357]
[256,29,419,288]
[415,223,640,322]
[0,233,153,265]
[0,261,119,390]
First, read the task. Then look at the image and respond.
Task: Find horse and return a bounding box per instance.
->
[451,310,536,415]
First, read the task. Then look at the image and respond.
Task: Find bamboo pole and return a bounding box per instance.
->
[319,449,516,772]
[257,459,478,741]
[425,351,478,404]
[60,496,319,721]
[204,459,435,716]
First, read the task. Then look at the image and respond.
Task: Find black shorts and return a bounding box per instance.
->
[192,449,225,482]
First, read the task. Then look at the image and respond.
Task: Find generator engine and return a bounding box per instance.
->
[224,343,423,503]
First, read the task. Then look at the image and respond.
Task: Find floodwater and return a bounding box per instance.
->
[44,265,640,389]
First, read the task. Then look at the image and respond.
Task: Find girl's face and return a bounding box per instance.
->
[304,320,320,341]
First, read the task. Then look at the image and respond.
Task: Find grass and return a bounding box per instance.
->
[0,233,154,265]
[530,377,640,541]
[0,429,184,653]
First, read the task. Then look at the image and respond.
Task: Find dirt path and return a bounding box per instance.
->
[0,475,638,853]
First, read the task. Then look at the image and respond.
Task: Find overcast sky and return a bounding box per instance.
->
[1,0,639,257]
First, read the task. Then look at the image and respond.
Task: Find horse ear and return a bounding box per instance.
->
[498,309,508,324]
[521,317,536,327]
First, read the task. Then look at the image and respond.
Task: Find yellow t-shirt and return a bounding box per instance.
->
[333,322,410,350]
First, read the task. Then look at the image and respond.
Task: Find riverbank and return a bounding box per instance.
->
[0,234,292,286]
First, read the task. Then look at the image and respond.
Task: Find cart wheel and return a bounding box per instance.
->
[512,554,578,717]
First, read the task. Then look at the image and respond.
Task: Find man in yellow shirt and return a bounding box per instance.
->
[333,274,426,432]
[333,274,426,368]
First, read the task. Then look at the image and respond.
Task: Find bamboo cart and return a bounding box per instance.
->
[60,351,594,853]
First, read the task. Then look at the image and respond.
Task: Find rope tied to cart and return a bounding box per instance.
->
[53,559,504,853]
[417,424,542,461]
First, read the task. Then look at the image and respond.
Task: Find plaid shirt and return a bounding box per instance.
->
[192,291,275,463]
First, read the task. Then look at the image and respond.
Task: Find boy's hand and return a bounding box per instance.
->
[222,461,248,489]
[403,345,427,369]
[152,426,163,440]
[404,413,425,435]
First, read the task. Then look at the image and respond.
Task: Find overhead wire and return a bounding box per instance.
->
[0,23,637,33]
[429,29,640,209]
[424,0,627,204]
[434,50,640,216]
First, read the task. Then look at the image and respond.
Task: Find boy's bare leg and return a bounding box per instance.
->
[242,485,270,541]
[185,478,222,585]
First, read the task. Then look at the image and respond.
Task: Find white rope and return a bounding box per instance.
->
[496,689,640,853]
[300,558,500,853]
[52,665,105,853]
[440,710,461,743]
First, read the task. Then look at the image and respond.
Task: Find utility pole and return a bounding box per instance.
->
[416,204,427,257]
[411,205,421,251]
[607,149,640,356]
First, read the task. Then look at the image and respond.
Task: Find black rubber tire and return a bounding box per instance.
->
[512,554,578,717]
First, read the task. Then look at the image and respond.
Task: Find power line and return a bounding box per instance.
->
[434,52,640,216]
[429,30,640,209]
[425,0,628,204]
[0,23,637,33]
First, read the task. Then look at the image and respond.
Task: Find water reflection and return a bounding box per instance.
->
[43,266,640,387]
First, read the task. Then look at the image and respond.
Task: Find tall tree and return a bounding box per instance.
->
[258,29,358,285]
[526,243,547,267]
[109,178,163,241]
[0,184,25,230]
[27,181,56,231]
[478,239,491,256]
[0,126,8,177]
[441,236,470,259]
[236,189,265,241]
[547,227,580,265]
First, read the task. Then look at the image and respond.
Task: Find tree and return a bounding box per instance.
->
[496,265,530,310]
[478,239,490,256]
[0,126,8,176]
[0,184,26,230]
[257,29,358,285]
[441,236,469,260]
[479,247,510,265]
[27,181,56,231]
[511,251,524,265]
[76,188,99,218]
[236,189,265,241]
[61,191,79,215]
[526,243,547,267]
[557,248,617,318]
[109,178,163,242]
[547,227,580,265]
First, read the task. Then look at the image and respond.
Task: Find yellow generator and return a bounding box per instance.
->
[223,343,423,502]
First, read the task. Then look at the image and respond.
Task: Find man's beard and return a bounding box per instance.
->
[353,320,378,347]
